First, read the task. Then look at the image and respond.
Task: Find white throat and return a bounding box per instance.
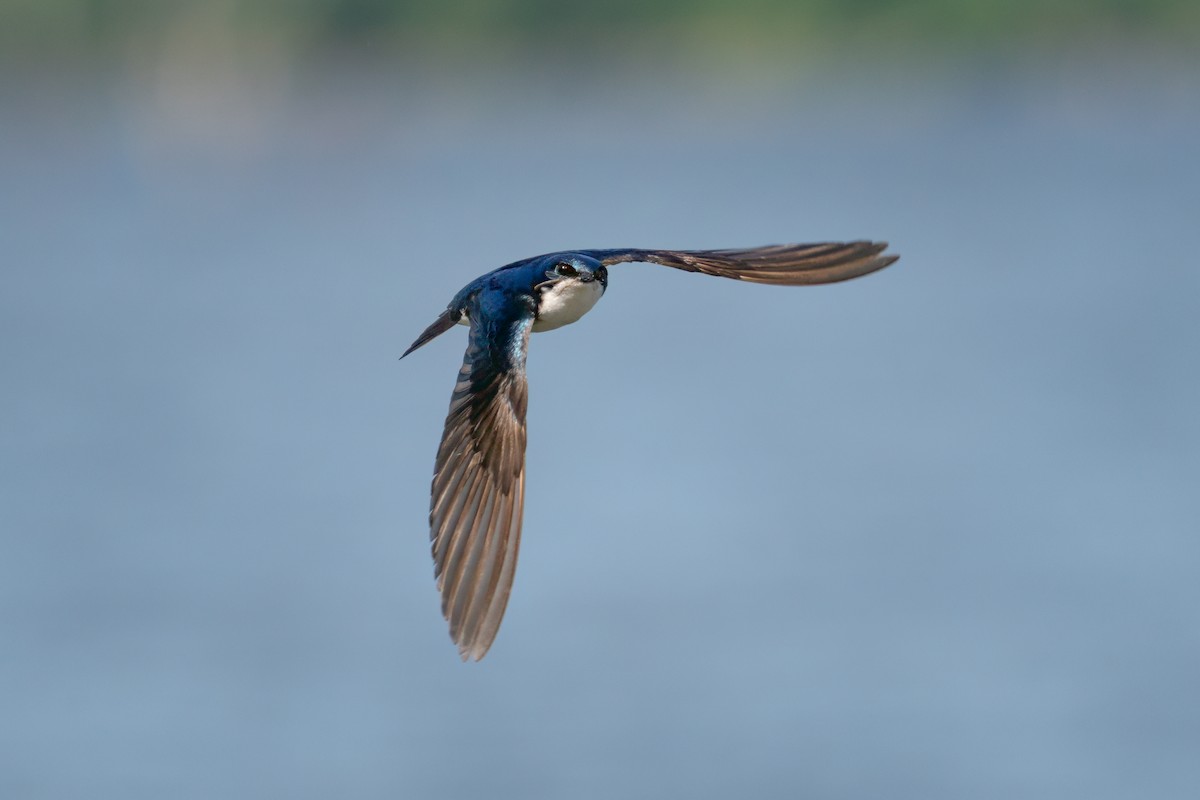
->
[532,279,604,332]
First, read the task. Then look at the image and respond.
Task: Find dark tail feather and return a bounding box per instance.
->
[401,308,460,359]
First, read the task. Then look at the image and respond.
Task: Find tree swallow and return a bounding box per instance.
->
[402,241,898,660]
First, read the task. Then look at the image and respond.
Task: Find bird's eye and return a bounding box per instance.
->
[556,264,578,277]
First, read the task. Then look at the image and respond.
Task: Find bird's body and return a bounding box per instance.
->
[403,242,898,660]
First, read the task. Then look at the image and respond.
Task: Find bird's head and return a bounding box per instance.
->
[533,254,607,292]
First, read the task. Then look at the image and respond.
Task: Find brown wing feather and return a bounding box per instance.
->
[592,241,898,286]
[430,312,531,661]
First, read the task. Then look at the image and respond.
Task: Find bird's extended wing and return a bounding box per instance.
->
[429,291,534,661]
[586,241,897,286]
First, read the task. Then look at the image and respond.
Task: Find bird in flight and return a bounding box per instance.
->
[402,241,898,660]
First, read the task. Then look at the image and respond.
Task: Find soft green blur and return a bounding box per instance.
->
[4,0,1199,67]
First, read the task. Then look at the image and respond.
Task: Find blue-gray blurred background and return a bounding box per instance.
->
[3,2,1198,798]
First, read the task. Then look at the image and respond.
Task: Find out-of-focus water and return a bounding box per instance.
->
[2,58,1198,799]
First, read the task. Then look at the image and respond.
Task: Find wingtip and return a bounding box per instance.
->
[858,241,898,272]
[857,240,891,258]
[457,640,488,662]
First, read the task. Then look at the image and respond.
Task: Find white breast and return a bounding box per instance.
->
[533,280,604,332]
